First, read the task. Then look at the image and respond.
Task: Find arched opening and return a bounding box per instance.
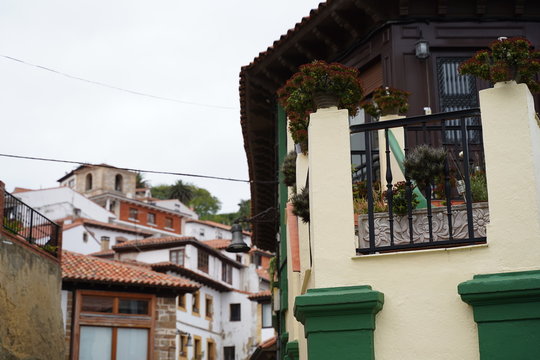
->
[85,173,93,191]
[115,174,123,192]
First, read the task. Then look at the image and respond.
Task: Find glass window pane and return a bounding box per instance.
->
[79,326,112,360]
[116,328,148,360]
[81,296,114,313]
[118,299,149,315]
[262,303,272,328]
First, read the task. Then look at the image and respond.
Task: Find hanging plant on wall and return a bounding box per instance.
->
[361,86,411,118]
[281,151,297,187]
[291,186,310,223]
[404,145,447,189]
[277,60,364,153]
[458,37,540,93]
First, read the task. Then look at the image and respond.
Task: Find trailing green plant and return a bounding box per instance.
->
[281,151,297,187]
[459,37,540,93]
[277,60,364,149]
[361,86,410,118]
[41,244,58,256]
[268,256,277,289]
[3,217,23,235]
[291,186,310,223]
[404,145,447,189]
[353,181,388,214]
[384,181,420,216]
[470,171,489,202]
[354,197,388,215]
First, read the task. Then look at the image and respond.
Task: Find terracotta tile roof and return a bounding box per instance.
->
[248,290,272,302]
[203,239,231,250]
[112,236,195,250]
[89,249,115,258]
[63,217,154,236]
[257,268,270,282]
[150,262,233,292]
[62,251,198,293]
[113,236,244,268]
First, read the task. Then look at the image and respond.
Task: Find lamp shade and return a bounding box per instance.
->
[226,223,250,253]
[415,40,430,59]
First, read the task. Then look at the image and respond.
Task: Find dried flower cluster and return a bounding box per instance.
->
[361,86,411,118]
[281,151,297,187]
[291,186,310,223]
[277,60,364,150]
[458,37,540,93]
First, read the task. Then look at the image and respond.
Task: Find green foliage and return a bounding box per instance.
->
[170,180,194,204]
[385,181,420,216]
[199,199,251,229]
[470,172,489,202]
[404,145,447,189]
[190,187,221,218]
[281,151,297,187]
[41,244,58,256]
[459,37,540,93]
[291,186,310,223]
[277,60,364,148]
[361,86,411,118]
[353,181,387,214]
[135,173,148,188]
[3,217,23,235]
[268,256,277,289]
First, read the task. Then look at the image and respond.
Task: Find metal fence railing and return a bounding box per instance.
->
[3,191,60,257]
[350,109,488,255]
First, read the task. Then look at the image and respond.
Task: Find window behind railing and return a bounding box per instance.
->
[3,191,60,257]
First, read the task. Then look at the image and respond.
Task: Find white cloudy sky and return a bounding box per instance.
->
[0,0,322,212]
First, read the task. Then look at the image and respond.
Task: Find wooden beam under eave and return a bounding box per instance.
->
[476,0,487,15]
[399,0,409,16]
[277,56,298,74]
[514,0,525,15]
[312,27,339,54]
[437,0,448,15]
[353,0,384,23]
[330,10,359,39]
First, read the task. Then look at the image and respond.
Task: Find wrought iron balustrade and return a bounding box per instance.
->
[350,109,488,255]
[3,191,60,257]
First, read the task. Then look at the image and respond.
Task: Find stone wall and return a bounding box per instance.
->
[0,231,65,359]
[154,296,177,359]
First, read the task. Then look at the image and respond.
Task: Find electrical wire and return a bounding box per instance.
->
[0,153,278,184]
[0,54,238,110]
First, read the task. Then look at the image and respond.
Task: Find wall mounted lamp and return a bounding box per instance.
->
[177,330,193,347]
[415,39,430,59]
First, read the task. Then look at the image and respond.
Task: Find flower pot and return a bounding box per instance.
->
[313,92,339,109]
[494,80,517,88]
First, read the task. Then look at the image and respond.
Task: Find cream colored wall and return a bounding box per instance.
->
[290,84,540,360]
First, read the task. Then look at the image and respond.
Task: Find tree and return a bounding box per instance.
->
[237,199,251,219]
[190,187,221,219]
[150,184,171,200]
[136,173,148,188]
[169,180,194,204]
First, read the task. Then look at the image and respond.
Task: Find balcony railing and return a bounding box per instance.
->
[3,191,61,258]
[350,109,488,255]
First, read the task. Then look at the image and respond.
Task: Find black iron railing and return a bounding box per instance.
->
[3,191,60,257]
[351,109,488,255]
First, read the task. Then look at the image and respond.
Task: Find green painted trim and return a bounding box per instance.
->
[285,340,299,360]
[277,104,289,314]
[294,286,384,360]
[458,270,540,359]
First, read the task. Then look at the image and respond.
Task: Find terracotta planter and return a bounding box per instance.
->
[313,92,339,109]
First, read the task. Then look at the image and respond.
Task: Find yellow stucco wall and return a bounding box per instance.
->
[289,84,540,359]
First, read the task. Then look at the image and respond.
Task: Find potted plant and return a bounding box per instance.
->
[281,151,297,187]
[291,186,310,223]
[458,37,540,92]
[384,181,420,216]
[361,86,410,118]
[277,60,364,153]
[404,145,447,190]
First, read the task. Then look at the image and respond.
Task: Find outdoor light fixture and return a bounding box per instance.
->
[177,330,193,347]
[226,222,251,253]
[415,39,430,59]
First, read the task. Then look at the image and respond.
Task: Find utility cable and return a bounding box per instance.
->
[0,54,238,110]
[0,152,278,184]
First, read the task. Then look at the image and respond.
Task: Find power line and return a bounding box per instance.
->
[0,153,277,184]
[0,54,238,110]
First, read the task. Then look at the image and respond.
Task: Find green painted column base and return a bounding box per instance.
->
[294,286,384,360]
[285,340,299,360]
[458,270,540,360]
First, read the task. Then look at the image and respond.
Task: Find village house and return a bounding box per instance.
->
[240,1,540,359]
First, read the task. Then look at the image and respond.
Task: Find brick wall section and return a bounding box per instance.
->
[65,291,73,360]
[154,296,177,359]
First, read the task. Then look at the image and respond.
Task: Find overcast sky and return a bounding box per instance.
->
[0,0,322,213]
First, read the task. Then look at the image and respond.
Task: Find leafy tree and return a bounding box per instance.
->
[237,199,251,219]
[169,180,194,204]
[136,173,148,188]
[191,186,221,218]
[150,184,171,200]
